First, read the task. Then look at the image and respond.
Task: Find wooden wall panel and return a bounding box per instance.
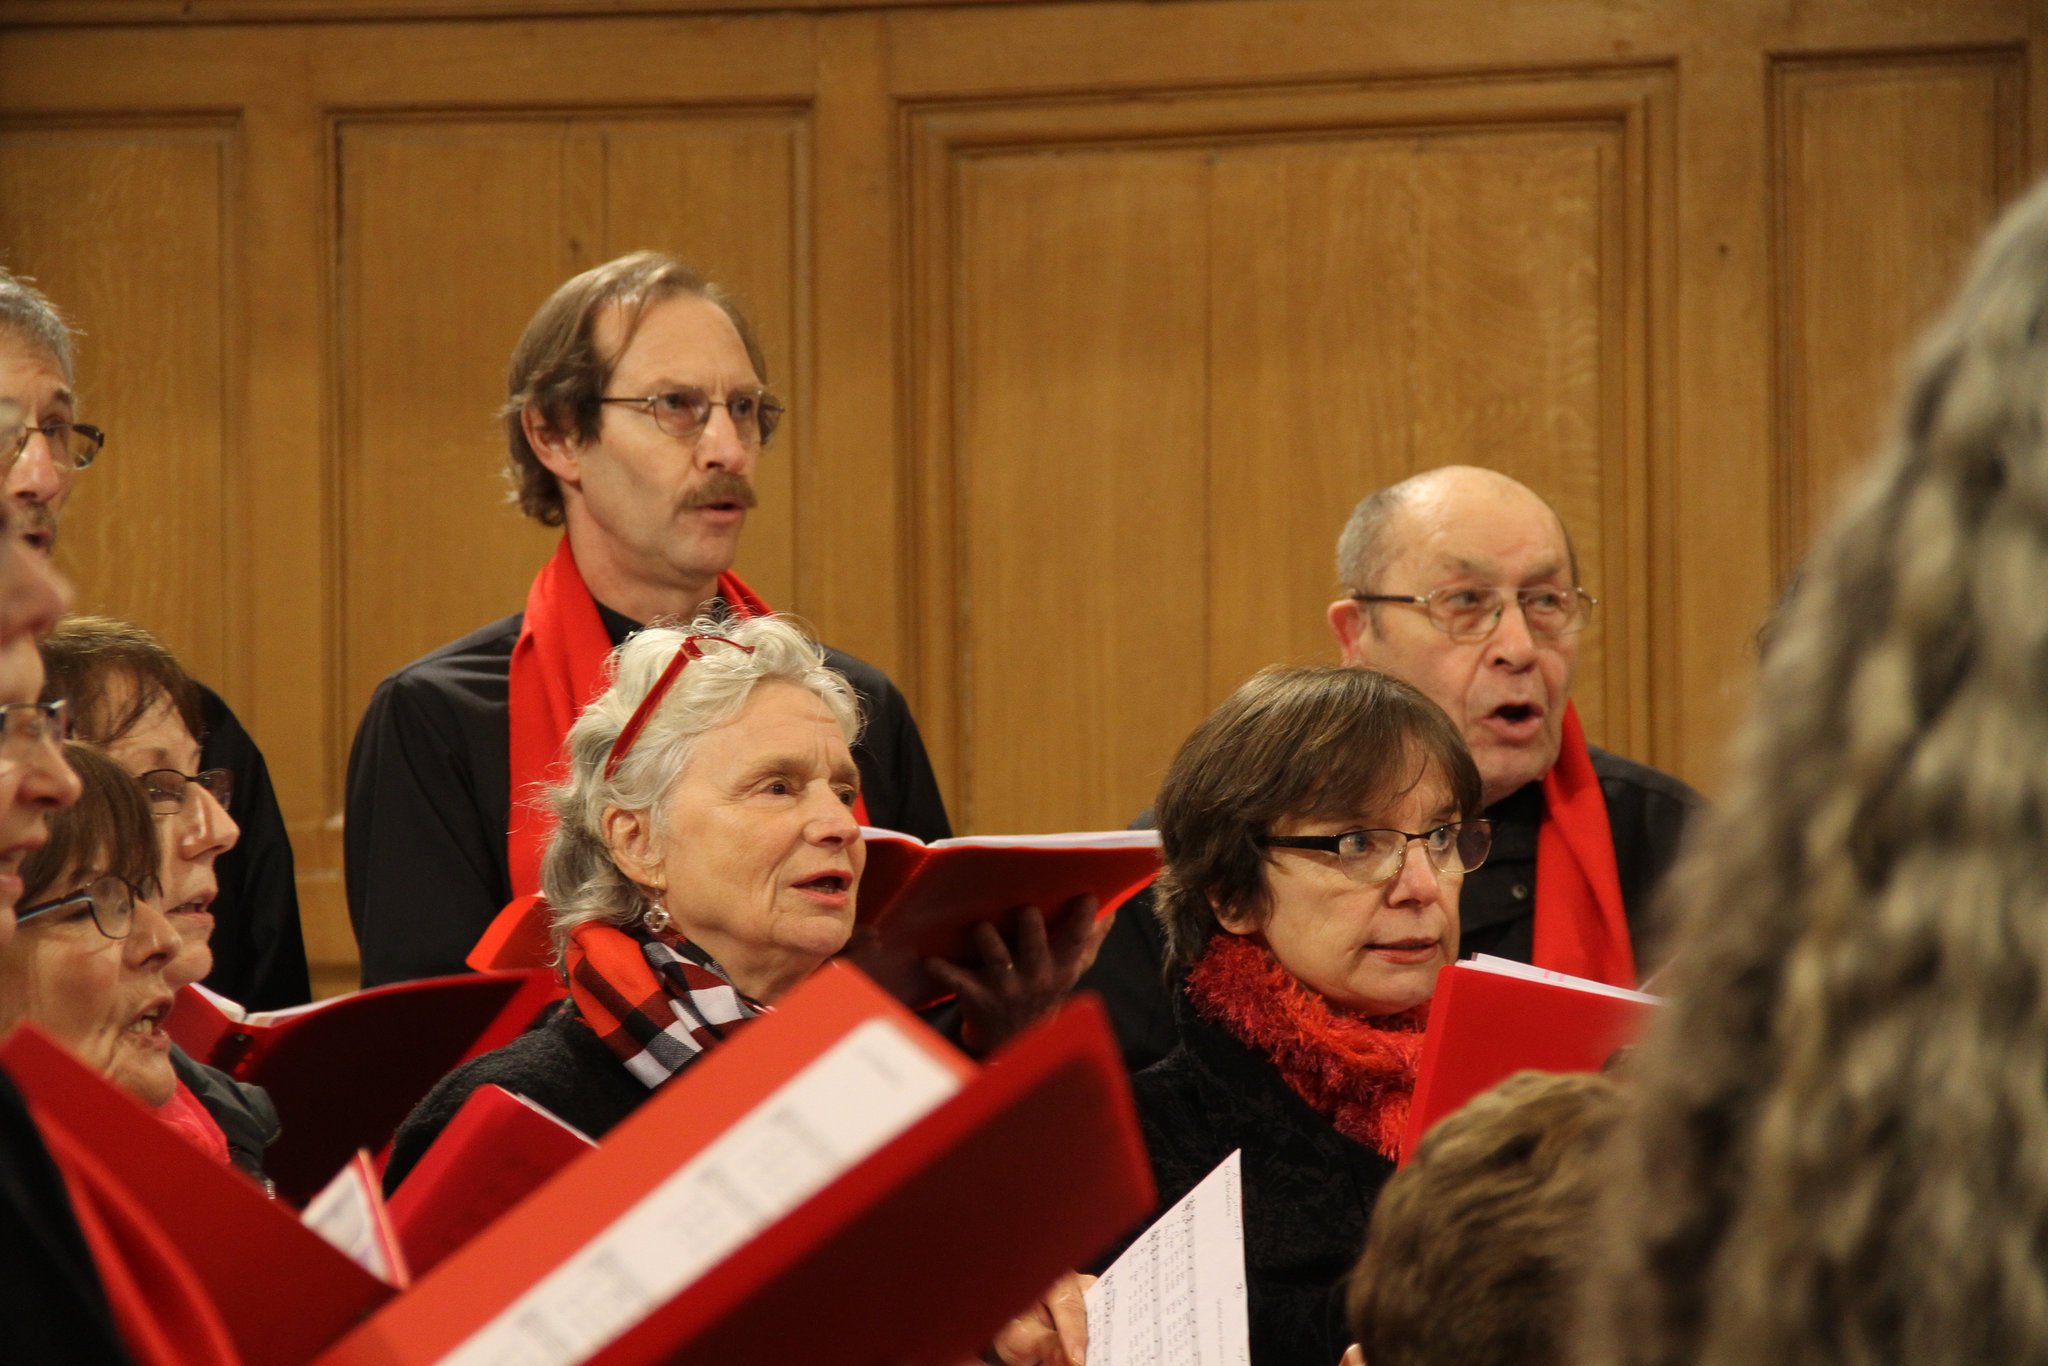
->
[1774,50,2029,569]
[956,148,1211,832]
[337,113,806,741]
[920,74,1660,833]
[0,122,236,687]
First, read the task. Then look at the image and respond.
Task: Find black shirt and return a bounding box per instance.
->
[1078,745,1702,1071]
[346,606,952,987]
[198,687,312,1010]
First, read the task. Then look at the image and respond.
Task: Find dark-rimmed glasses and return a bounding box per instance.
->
[1260,821,1493,885]
[0,421,104,472]
[139,767,234,816]
[0,699,68,763]
[599,387,783,448]
[17,874,146,940]
[1352,586,1596,642]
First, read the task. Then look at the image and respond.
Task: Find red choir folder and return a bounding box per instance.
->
[1400,955,1658,1164]
[470,830,1161,994]
[313,962,1155,1366]
[386,1084,597,1278]
[164,969,565,1205]
[847,827,1162,1006]
[0,1023,397,1366]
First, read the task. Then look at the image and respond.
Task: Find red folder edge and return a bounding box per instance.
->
[1400,962,1653,1164]
[1,1022,395,1366]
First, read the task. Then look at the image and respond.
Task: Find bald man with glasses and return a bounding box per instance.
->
[1084,465,1701,1072]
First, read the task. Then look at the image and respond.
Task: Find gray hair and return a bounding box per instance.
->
[1578,177,2048,1366]
[0,268,75,385]
[540,614,861,952]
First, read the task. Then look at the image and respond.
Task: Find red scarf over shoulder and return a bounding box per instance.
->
[504,536,770,903]
[1532,702,1635,987]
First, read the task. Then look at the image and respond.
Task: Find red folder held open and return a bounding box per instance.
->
[165,969,564,1205]
[1401,957,1656,1163]
[1,1023,396,1366]
[315,963,1154,1366]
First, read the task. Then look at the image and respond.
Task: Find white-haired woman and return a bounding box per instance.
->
[386,615,1099,1364]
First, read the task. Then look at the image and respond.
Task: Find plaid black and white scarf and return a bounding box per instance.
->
[564,918,768,1088]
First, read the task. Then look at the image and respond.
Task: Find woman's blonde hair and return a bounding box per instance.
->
[1580,176,2048,1365]
[540,614,859,954]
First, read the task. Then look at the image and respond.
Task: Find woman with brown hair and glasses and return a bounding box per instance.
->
[1106,664,1489,1366]
[0,741,275,1185]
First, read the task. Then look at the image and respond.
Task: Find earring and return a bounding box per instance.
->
[642,892,672,934]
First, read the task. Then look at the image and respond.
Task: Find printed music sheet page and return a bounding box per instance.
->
[1085,1149,1249,1366]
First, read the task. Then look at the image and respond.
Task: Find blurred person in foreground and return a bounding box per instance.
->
[1342,1069,1623,1366]
[1103,665,1488,1366]
[1578,176,2048,1366]
[390,613,1103,1365]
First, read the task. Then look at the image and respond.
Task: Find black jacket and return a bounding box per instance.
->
[1102,1004,1395,1366]
[1080,745,1702,1071]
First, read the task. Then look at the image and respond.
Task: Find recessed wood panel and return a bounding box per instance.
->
[0,122,234,685]
[337,112,805,739]
[956,147,1211,833]
[1207,127,1620,744]
[1775,51,2028,569]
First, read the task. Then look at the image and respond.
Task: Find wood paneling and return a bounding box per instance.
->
[336,112,806,740]
[0,121,237,689]
[1774,50,2029,570]
[915,72,1665,832]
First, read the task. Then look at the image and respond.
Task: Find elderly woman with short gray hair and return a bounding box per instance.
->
[385,610,1105,1160]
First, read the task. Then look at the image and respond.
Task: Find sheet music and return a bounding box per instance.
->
[1084,1149,1248,1366]
[438,1017,963,1366]
[302,1152,404,1286]
[1464,953,1660,1003]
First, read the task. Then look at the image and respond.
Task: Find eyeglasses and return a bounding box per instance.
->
[138,767,234,816]
[599,387,784,448]
[1259,821,1493,885]
[0,421,104,472]
[0,699,68,763]
[17,874,145,940]
[1351,586,1596,642]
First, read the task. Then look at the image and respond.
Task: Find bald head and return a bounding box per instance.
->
[1329,466,1585,806]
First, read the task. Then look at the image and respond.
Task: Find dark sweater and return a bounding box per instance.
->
[383,1002,648,1194]
[1101,1003,1396,1366]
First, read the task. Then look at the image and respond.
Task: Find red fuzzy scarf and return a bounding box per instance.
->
[1184,935,1428,1159]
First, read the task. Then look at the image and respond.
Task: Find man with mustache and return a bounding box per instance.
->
[346,253,951,987]
[0,268,310,1011]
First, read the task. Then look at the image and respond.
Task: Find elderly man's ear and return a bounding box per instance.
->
[1328,597,1372,666]
[601,805,665,892]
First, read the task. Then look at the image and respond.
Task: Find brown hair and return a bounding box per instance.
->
[1152,665,1481,971]
[39,616,203,746]
[1348,1069,1625,1366]
[503,251,769,526]
[19,743,159,907]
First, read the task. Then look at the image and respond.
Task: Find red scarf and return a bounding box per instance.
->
[1184,935,1427,1159]
[505,536,770,903]
[40,1115,241,1366]
[1533,702,1635,987]
[156,1082,230,1167]
[563,920,765,1088]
